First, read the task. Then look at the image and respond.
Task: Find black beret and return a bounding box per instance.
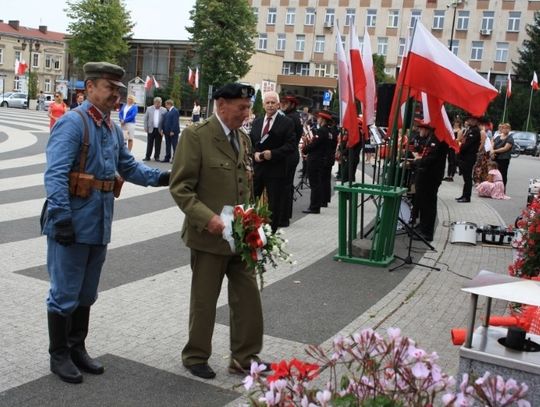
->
[83,62,126,88]
[212,83,255,100]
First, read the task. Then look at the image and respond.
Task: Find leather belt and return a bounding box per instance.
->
[92,179,115,192]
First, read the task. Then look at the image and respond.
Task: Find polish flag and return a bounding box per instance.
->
[335,23,359,148]
[420,92,459,152]
[152,75,160,89]
[506,72,512,98]
[144,75,153,90]
[403,22,497,117]
[193,67,199,90]
[15,59,28,76]
[188,67,195,89]
[361,26,376,132]
[532,71,539,91]
[348,25,368,139]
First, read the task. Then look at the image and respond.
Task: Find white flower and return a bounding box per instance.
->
[316,389,331,406]
[242,375,253,390]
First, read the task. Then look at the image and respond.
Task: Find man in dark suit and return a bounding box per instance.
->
[170,83,268,380]
[279,95,303,227]
[456,115,481,203]
[250,91,296,232]
[161,99,180,163]
[70,93,84,110]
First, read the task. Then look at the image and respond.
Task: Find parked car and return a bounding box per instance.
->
[0,92,28,109]
[36,93,55,110]
[511,131,539,156]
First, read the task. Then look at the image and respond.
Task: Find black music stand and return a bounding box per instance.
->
[293,171,310,200]
[389,218,440,272]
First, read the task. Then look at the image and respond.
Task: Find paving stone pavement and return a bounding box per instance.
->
[0,108,522,406]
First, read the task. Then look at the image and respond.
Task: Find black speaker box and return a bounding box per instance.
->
[375,83,396,127]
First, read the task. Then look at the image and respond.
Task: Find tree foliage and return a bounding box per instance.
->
[65,0,134,69]
[514,12,540,82]
[188,0,257,100]
[252,89,263,116]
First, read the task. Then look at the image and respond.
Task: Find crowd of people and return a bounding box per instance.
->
[40,70,524,385]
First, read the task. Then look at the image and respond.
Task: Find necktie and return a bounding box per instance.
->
[229,130,239,157]
[262,116,272,136]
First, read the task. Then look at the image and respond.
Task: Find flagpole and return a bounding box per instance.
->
[501,92,508,123]
[526,86,534,131]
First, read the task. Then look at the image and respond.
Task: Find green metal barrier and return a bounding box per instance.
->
[334,183,407,267]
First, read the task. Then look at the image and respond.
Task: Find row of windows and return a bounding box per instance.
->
[12,76,55,92]
[260,33,510,64]
[254,7,520,33]
[0,49,62,70]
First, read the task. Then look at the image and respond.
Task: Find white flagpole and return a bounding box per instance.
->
[526,86,534,131]
[502,93,508,123]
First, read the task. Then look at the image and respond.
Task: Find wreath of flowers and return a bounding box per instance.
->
[509,195,540,279]
[230,196,292,290]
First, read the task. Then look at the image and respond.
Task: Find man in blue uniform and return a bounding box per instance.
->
[43,62,170,384]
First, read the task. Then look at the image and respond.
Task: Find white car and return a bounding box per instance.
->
[0,92,28,109]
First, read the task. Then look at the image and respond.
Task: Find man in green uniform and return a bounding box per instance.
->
[169,83,267,379]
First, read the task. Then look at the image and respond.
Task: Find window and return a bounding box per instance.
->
[377,37,388,56]
[345,9,356,26]
[315,36,325,53]
[398,37,407,57]
[314,63,330,77]
[433,10,444,30]
[15,51,22,62]
[481,11,494,31]
[325,9,335,26]
[336,36,346,52]
[305,8,315,25]
[267,8,277,25]
[410,10,421,29]
[286,8,295,25]
[14,76,22,91]
[449,39,459,55]
[388,10,399,28]
[367,10,377,28]
[44,78,51,93]
[282,62,294,75]
[45,54,52,69]
[495,42,509,62]
[457,10,469,30]
[257,33,267,51]
[276,34,286,51]
[470,41,484,60]
[54,59,60,70]
[296,35,305,52]
[32,53,39,68]
[508,11,520,32]
[295,63,309,76]
[252,7,258,21]
[0,48,3,64]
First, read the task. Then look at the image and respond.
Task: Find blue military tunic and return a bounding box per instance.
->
[43,100,163,313]
[44,101,162,245]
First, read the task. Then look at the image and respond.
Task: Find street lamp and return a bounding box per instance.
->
[448,0,463,52]
[21,39,41,109]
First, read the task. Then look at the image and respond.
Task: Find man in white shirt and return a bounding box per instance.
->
[143,97,167,161]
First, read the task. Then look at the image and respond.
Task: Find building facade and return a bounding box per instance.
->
[0,20,66,96]
[249,0,540,105]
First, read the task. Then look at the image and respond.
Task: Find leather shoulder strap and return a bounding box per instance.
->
[73,109,90,173]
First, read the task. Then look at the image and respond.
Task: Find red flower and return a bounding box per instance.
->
[268,360,291,382]
[246,230,264,249]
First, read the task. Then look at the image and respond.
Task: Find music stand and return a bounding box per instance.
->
[389,217,440,272]
[293,171,310,200]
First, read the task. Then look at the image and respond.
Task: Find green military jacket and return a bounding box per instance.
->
[169,115,253,255]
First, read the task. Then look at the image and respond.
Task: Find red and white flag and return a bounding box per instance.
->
[144,75,153,90]
[188,67,198,89]
[194,67,199,90]
[335,23,360,148]
[420,92,459,152]
[506,72,512,98]
[15,59,28,76]
[348,25,368,139]
[152,75,160,89]
[403,22,497,116]
[361,26,376,131]
[532,71,539,91]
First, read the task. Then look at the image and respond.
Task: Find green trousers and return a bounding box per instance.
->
[182,249,263,368]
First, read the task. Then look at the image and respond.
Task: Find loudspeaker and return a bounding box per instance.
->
[375,83,396,127]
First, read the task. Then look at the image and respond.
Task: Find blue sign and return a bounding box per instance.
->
[323,90,332,106]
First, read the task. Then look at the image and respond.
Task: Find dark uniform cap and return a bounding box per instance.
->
[283,95,298,104]
[212,83,255,100]
[83,62,126,88]
[317,111,333,121]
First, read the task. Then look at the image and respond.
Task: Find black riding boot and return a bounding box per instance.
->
[48,312,83,383]
[69,306,104,374]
